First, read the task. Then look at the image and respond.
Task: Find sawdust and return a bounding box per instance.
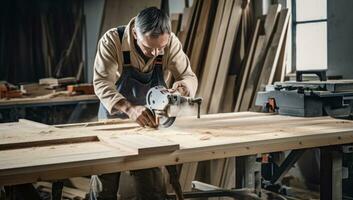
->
[39,130,54,135]
[199,135,211,140]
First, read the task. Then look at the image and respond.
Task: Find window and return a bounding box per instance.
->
[292,0,328,71]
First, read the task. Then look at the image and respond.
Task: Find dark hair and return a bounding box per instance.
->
[135,7,171,37]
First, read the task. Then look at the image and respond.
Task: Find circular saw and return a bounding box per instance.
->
[146,86,202,128]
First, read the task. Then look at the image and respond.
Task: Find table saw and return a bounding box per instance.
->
[255,70,353,118]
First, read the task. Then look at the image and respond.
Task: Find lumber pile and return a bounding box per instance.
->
[174,1,290,114]
[235,5,290,112]
[171,0,291,194]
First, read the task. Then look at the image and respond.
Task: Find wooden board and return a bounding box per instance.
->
[184,0,202,54]
[221,75,237,112]
[198,0,233,113]
[238,35,266,111]
[39,77,77,86]
[2,112,353,186]
[234,19,261,112]
[179,162,199,191]
[252,9,290,109]
[0,94,97,107]
[197,0,225,109]
[208,0,243,114]
[275,18,289,83]
[189,0,214,76]
[238,5,281,111]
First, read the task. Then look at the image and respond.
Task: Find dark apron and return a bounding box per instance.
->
[97,26,166,120]
[96,26,167,200]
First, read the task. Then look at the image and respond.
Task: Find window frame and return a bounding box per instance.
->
[291,0,328,72]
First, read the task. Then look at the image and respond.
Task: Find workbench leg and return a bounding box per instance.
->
[52,181,64,200]
[236,155,261,196]
[166,165,184,200]
[320,147,342,200]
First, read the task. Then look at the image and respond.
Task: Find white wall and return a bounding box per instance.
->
[84,0,105,83]
[327,0,353,79]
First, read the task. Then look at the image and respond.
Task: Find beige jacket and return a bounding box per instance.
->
[93,18,198,114]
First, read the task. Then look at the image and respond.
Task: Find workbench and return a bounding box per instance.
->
[1,112,353,199]
[0,94,99,124]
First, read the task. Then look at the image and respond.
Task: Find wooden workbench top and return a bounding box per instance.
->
[1,112,353,185]
[0,93,98,107]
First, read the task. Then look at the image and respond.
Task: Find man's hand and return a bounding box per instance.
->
[115,99,158,128]
[170,81,190,96]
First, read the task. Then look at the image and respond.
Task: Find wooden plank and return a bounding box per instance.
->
[197,0,225,100]
[20,83,53,97]
[39,77,77,86]
[221,75,237,112]
[189,0,214,76]
[178,7,191,44]
[208,0,242,114]
[234,19,261,112]
[277,17,290,82]
[179,1,198,46]
[179,162,198,191]
[0,135,99,151]
[0,94,97,107]
[220,157,235,189]
[253,9,290,108]
[239,4,281,111]
[0,141,134,171]
[238,36,265,111]
[99,134,180,155]
[210,158,226,187]
[185,0,202,54]
[198,0,233,113]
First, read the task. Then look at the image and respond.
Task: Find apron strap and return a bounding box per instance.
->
[116,26,125,43]
[116,25,131,65]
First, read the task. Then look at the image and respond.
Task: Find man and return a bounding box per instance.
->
[93,7,198,200]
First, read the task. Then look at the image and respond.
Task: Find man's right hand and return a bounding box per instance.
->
[115,99,158,128]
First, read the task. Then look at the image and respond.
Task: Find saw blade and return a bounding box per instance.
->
[160,116,176,128]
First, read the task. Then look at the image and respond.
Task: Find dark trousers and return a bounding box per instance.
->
[97,167,165,200]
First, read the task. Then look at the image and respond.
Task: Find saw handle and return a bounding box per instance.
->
[191,97,203,118]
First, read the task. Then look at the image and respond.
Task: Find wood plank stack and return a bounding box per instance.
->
[174,1,290,114]
[235,5,290,112]
[172,0,291,193]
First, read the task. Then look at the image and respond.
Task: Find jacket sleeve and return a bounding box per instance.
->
[166,33,198,97]
[93,31,125,114]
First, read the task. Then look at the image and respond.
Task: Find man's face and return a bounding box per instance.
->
[133,28,170,58]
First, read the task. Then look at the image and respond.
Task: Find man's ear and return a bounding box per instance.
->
[132,28,137,40]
